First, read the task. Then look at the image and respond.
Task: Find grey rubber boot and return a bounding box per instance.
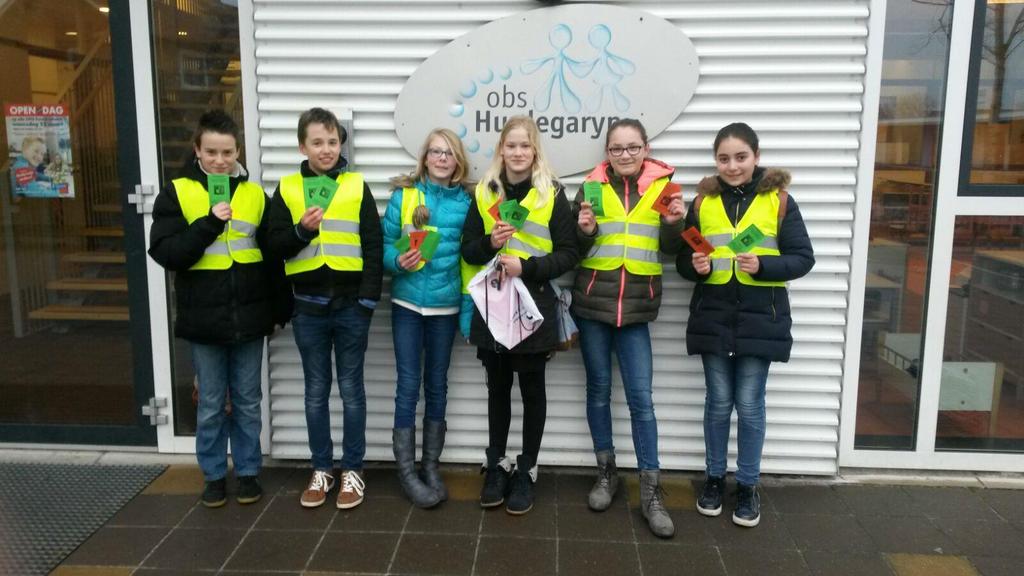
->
[588,450,619,511]
[392,427,441,508]
[639,470,675,538]
[420,419,448,502]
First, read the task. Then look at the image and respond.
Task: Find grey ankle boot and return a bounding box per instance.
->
[393,427,441,508]
[420,419,448,502]
[588,450,619,511]
[639,470,675,538]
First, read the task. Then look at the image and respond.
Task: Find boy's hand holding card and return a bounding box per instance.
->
[652,182,681,217]
[583,181,604,217]
[303,176,339,210]
[207,174,230,205]
[682,227,715,255]
[727,224,766,254]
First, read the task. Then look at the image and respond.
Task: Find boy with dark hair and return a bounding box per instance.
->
[150,109,288,507]
[267,107,383,509]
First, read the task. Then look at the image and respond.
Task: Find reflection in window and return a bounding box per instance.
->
[855,0,953,449]
[938,217,1024,451]
[968,2,1024,187]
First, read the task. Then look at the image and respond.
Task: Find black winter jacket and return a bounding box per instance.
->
[571,158,685,327]
[461,177,579,354]
[148,159,291,344]
[675,168,815,361]
[265,158,383,304]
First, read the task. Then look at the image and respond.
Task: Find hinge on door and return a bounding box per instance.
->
[128,184,155,214]
[141,397,168,425]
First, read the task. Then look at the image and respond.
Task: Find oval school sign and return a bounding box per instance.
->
[395,3,700,178]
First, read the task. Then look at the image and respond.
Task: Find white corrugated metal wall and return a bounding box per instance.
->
[250,0,865,475]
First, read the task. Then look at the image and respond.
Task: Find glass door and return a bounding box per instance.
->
[933,0,1023,453]
[0,0,155,445]
[140,0,253,452]
[842,0,1024,471]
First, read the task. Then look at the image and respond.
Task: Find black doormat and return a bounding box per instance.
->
[0,462,166,576]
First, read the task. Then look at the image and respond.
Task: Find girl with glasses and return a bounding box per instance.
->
[382,128,473,508]
[461,116,579,514]
[572,118,685,538]
[677,122,814,527]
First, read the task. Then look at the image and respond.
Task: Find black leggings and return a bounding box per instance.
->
[485,356,547,466]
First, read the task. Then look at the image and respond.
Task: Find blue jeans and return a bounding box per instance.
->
[701,354,771,486]
[191,339,264,481]
[577,317,659,470]
[292,302,372,471]
[391,304,458,428]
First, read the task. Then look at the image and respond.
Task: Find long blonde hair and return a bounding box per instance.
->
[480,116,557,207]
[390,128,472,191]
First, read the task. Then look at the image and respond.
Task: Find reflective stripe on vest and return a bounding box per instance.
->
[462,182,556,284]
[279,172,364,275]
[699,190,786,287]
[174,178,265,270]
[581,177,668,275]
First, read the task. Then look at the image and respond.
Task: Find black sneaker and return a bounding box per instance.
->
[480,452,513,508]
[201,478,227,508]
[732,483,760,527]
[505,456,535,515]
[236,475,262,505]
[696,475,724,517]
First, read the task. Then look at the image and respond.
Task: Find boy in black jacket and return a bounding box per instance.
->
[266,107,383,510]
[149,110,287,508]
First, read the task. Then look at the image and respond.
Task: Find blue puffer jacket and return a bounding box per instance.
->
[382,179,472,312]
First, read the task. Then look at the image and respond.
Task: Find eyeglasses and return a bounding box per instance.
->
[607,145,643,157]
[427,148,454,160]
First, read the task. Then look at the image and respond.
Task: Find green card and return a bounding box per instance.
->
[583,181,604,217]
[207,174,230,205]
[418,230,441,260]
[393,234,411,252]
[499,200,530,230]
[727,224,766,254]
[303,176,339,210]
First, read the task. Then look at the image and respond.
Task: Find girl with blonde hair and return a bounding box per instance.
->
[461,116,579,514]
[382,128,473,508]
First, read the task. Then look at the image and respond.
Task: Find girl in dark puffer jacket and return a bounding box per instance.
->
[677,123,814,528]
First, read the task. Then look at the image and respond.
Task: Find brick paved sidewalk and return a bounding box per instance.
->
[52,465,1024,576]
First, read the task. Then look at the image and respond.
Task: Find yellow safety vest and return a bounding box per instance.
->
[581,177,668,275]
[399,187,429,273]
[174,178,264,270]
[700,190,785,287]
[279,172,364,276]
[462,181,556,286]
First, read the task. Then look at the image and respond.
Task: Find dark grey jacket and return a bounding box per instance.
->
[570,159,684,327]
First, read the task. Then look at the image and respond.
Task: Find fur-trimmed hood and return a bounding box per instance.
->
[695,167,791,196]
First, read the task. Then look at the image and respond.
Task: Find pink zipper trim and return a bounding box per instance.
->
[586,269,598,295]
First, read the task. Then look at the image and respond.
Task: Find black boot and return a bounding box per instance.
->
[420,419,448,502]
[479,447,512,508]
[393,427,441,508]
[505,455,536,515]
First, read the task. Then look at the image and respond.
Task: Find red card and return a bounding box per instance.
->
[652,182,681,216]
[408,230,428,250]
[488,200,502,222]
[682,227,714,255]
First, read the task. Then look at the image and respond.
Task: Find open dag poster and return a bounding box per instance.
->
[5,103,74,198]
